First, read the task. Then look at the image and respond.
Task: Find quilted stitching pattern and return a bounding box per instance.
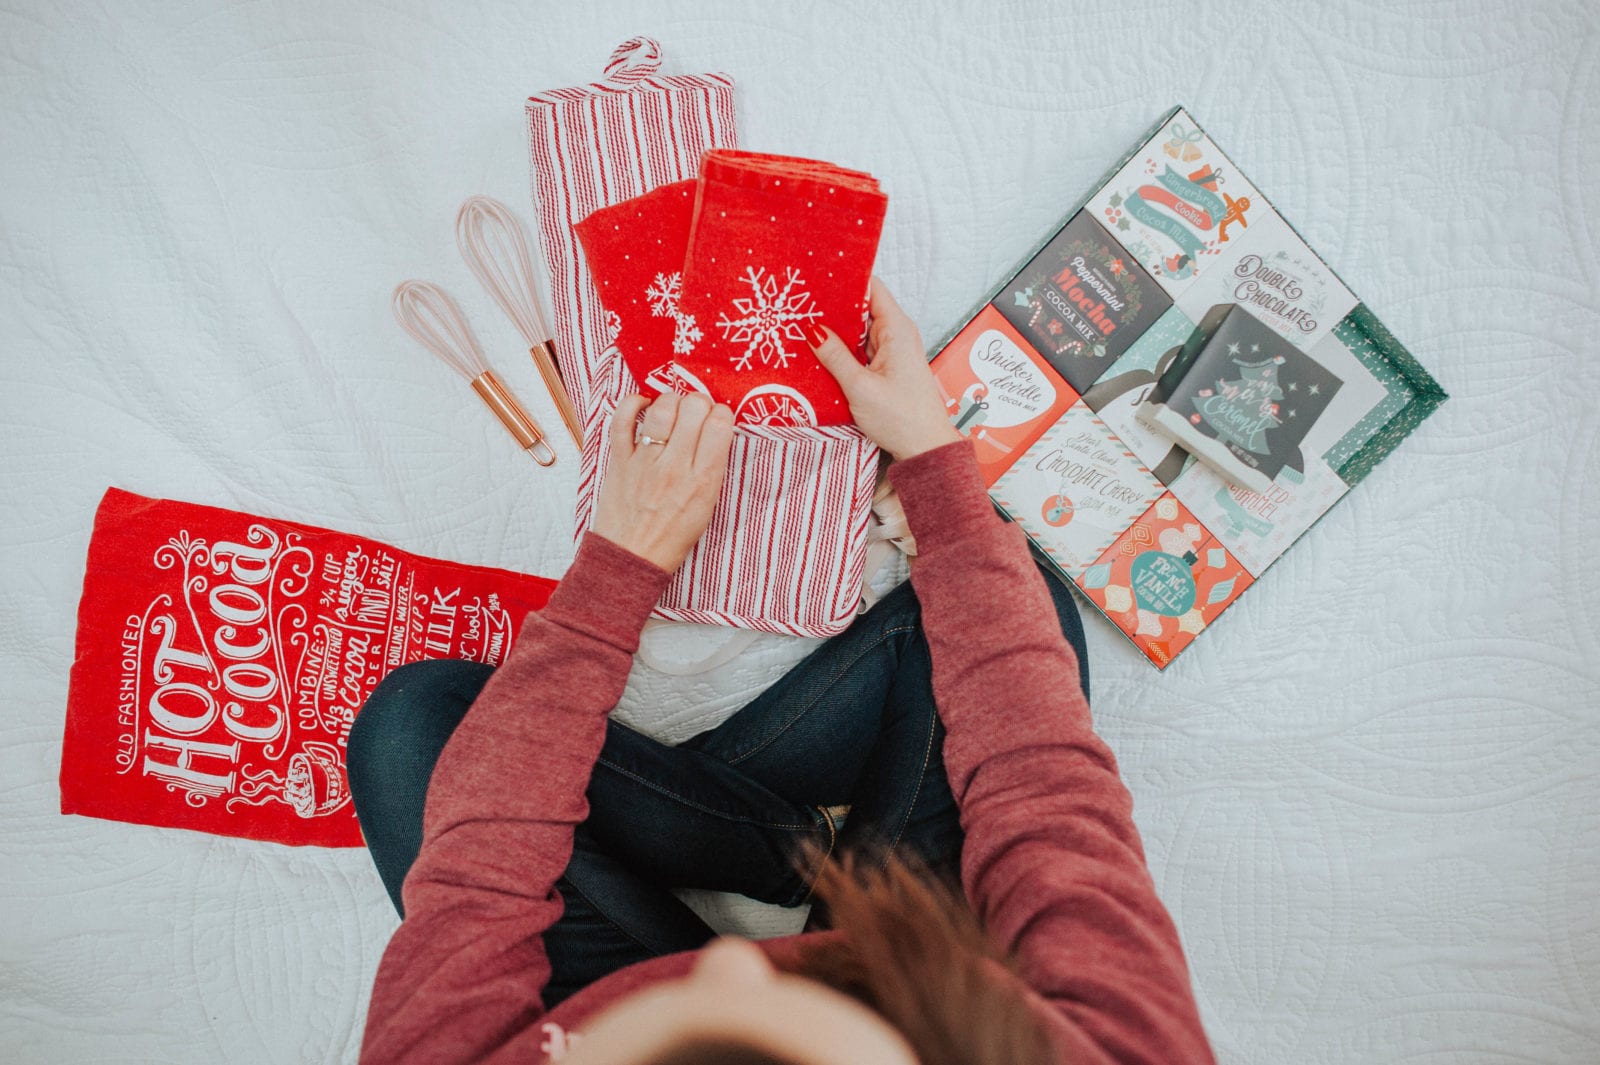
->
[1,2,1596,1062]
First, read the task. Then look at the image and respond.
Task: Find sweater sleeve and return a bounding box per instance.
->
[359,532,673,1065]
[889,439,1215,1065]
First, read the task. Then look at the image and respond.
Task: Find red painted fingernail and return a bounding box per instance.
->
[805,322,830,347]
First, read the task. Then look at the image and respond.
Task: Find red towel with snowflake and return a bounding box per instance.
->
[573,180,703,397]
[575,149,886,426]
[534,39,879,640]
[59,488,556,847]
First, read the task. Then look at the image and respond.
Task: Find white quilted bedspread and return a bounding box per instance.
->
[4,2,1598,1062]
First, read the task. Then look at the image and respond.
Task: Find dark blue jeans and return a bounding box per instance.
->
[347,566,1089,1006]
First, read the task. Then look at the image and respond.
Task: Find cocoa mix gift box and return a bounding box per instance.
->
[929,107,1447,669]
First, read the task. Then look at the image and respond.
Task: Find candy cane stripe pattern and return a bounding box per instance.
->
[531,40,878,637]
[573,352,878,636]
[526,37,737,412]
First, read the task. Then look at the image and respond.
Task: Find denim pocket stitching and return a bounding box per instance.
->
[883,700,940,854]
[790,804,838,908]
[724,622,919,768]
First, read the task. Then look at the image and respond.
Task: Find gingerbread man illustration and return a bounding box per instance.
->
[1218,192,1251,242]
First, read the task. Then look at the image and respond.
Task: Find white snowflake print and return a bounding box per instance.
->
[716,266,823,371]
[646,272,682,318]
[643,271,702,357]
[672,312,703,355]
[603,310,622,344]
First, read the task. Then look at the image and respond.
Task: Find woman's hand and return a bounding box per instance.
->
[591,392,736,572]
[808,277,962,461]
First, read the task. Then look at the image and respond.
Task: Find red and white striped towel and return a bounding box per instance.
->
[525,37,737,416]
[527,39,879,637]
[576,347,879,635]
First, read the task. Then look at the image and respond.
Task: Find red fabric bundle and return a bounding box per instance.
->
[60,488,556,846]
[536,39,878,640]
[573,180,701,397]
[575,149,887,426]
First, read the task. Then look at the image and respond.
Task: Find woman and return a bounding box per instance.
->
[349,280,1214,1064]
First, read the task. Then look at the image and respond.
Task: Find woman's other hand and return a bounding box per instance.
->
[591,392,736,572]
[809,277,962,461]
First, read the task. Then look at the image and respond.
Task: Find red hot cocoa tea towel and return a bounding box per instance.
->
[60,488,556,847]
[679,150,886,426]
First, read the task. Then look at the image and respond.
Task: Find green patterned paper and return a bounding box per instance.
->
[1328,305,1448,486]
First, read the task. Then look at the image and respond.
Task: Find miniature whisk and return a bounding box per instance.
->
[456,195,583,446]
[392,279,557,466]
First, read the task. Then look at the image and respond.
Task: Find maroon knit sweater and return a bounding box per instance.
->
[360,439,1214,1064]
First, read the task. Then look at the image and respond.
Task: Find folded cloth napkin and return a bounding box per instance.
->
[574,150,887,426]
[572,180,701,395]
[60,487,556,847]
[678,149,886,425]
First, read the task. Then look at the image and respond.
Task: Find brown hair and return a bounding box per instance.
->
[791,847,1057,1064]
[643,847,1057,1065]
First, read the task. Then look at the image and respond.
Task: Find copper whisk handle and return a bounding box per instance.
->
[470,370,556,466]
[532,340,583,446]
